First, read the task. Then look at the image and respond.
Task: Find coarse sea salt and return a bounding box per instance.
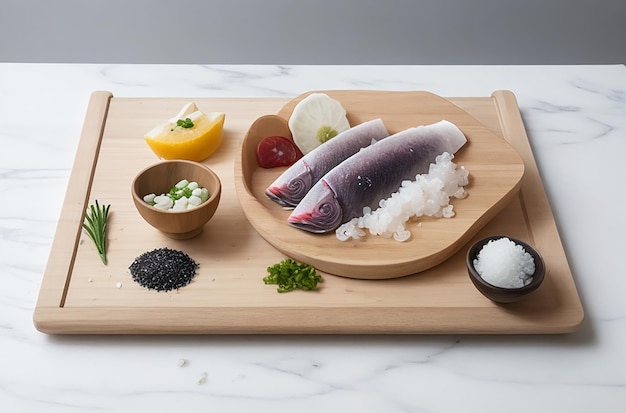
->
[336,152,469,242]
[473,237,535,288]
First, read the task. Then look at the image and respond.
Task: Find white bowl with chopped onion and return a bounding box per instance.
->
[131,160,221,239]
[466,235,545,303]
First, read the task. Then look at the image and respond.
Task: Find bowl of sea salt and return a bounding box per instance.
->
[466,236,545,303]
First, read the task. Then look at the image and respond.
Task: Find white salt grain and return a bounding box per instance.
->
[473,237,535,288]
[197,371,208,385]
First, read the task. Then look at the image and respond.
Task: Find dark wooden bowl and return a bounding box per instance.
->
[466,235,545,303]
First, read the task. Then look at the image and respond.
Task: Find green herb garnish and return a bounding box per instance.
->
[170,117,194,131]
[167,185,193,201]
[82,200,111,265]
[263,258,323,293]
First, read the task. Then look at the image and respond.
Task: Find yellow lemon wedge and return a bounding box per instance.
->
[144,102,226,161]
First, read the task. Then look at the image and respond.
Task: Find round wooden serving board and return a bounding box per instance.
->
[234,90,525,279]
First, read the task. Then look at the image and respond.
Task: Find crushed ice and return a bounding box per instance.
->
[336,152,469,242]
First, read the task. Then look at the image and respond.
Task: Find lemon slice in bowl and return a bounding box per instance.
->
[144,102,226,161]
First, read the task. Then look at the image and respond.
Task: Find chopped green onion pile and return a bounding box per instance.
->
[263,258,323,293]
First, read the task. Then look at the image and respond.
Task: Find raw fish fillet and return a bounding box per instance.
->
[265,119,389,207]
[288,120,467,233]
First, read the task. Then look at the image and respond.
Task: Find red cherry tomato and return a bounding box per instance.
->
[256,135,303,168]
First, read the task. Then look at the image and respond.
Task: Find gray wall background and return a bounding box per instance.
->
[2,0,624,64]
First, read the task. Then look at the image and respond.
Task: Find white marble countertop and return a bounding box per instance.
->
[1,64,625,412]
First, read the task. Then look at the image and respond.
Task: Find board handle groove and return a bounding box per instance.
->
[34,91,113,330]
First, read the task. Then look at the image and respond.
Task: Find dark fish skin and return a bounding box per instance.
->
[288,120,467,233]
[265,119,388,208]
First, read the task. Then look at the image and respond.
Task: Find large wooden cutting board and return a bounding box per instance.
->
[33,90,584,334]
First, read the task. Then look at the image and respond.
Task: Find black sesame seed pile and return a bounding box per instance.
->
[129,247,199,292]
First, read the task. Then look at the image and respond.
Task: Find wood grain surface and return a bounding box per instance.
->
[33,90,584,334]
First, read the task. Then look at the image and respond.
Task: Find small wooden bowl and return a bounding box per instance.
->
[131,160,222,239]
[466,235,545,303]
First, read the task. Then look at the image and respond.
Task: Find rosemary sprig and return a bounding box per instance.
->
[82,200,111,265]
